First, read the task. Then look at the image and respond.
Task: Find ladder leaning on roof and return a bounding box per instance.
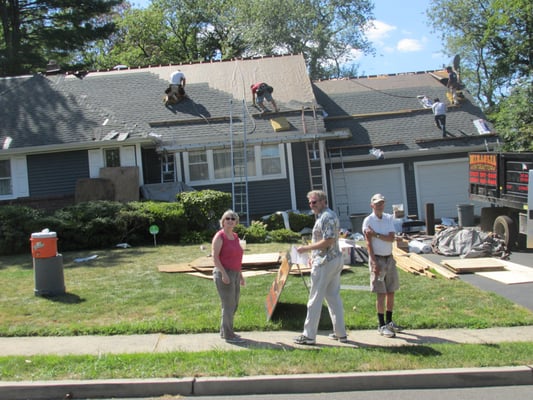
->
[328,148,350,226]
[303,106,327,194]
[230,100,250,226]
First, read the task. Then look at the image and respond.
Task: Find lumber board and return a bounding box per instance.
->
[441,258,507,273]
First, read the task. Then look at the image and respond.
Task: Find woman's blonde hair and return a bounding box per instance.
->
[219,209,239,228]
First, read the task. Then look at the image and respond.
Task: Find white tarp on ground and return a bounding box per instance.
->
[431,226,508,258]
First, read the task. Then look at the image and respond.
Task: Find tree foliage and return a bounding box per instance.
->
[492,80,533,151]
[0,0,122,75]
[97,0,374,80]
[427,0,533,150]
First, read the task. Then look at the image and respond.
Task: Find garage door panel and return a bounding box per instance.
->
[415,159,469,220]
[332,164,407,216]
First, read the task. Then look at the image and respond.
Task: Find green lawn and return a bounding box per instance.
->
[1,243,532,380]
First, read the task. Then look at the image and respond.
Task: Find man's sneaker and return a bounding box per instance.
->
[378,325,395,338]
[225,336,245,344]
[293,335,316,345]
[328,333,348,343]
[387,321,404,333]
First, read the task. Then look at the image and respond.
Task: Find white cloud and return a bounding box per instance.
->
[364,20,397,44]
[396,38,424,52]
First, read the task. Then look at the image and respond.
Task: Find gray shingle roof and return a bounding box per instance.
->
[1,55,346,153]
[313,73,498,157]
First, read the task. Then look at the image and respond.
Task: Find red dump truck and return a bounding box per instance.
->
[469,152,533,249]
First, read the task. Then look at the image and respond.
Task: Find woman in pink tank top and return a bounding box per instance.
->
[212,210,245,343]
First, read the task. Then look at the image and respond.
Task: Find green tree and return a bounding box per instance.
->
[99,0,374,79]
[492,80,533,151]
[427,0,533,150]
[427,0,532,110]
[238,0,374,79]
[0,0,122,76]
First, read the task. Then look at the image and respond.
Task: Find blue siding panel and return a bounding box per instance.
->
[27,151,89,197]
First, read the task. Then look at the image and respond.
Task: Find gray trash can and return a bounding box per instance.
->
[30,230,65,296]
[33,254,65,296]
[457,204,475,227]
[350,213,367,234]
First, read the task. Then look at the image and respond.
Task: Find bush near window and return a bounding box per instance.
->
[177,189,232,232]
[0,190,312,255]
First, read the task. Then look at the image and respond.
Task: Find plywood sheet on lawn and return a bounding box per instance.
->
[158,252,283,272]
[441,258,507,273]
[189,253,282,268]
[185,270,273,280]
[158,264,199,273]
[288,264,352,275]
[476,260,533,284]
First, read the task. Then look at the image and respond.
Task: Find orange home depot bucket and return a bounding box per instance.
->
[30,231,58,259]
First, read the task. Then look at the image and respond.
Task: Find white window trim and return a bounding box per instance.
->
[183,144,286,185]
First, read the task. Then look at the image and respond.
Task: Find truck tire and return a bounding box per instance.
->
[493,215,517,249]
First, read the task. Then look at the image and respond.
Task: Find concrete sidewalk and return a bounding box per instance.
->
[1,327,533,399]
[2,326,533,356]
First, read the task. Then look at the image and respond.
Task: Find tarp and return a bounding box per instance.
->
[140,182,194,202]
[431,226,508,258]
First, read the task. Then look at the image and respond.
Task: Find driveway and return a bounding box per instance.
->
[421,250,533,312]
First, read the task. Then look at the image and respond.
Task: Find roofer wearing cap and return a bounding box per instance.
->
[362,193,404,338]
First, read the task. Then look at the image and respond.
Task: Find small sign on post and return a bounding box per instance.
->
[149,225,159,246]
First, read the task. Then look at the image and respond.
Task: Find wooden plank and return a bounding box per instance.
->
[441,258,507,273]
[159,252,283,273]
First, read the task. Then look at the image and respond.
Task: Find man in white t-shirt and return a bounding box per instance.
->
[362,193,403,338]
[431,98,447,138]
[165,70,186,104]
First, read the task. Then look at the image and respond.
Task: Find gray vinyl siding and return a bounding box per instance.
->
[292,142,312,210]
[27,151,89,197]
[194,179,292,219]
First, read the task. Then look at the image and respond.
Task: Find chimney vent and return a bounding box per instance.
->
[46,60,61,75]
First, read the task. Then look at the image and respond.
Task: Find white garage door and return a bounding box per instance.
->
[414,158,470,220]
[331,164,407,227]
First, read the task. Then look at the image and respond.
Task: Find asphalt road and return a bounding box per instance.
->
[92,385,533,400]
[421,249,533,312]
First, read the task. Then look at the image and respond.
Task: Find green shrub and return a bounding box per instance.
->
[0,205,45,255]
[241,220,269,243]
[177,190,232,232]
[52,201,126,251]
[262,213,285,230]
[289,212,315,232]
[123,201,188,245]
[268,228,301,243]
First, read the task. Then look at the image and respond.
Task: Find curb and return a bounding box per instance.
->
[1,366,532,400]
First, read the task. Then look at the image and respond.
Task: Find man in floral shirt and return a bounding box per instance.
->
[293,190,347,345]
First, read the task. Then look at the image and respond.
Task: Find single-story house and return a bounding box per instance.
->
[0,54,499,229]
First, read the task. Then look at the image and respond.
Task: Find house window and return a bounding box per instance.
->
[186,144,284,184]
[161,153,175,182]
[261,145,281,175]
[213,148,256,179]
[0,160,11,195]
[189,151,209,181]
[104,148,120,167]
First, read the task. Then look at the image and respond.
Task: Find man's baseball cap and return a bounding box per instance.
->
[371,193,385,204]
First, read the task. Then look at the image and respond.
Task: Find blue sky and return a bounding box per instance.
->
[131,0,451,76]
